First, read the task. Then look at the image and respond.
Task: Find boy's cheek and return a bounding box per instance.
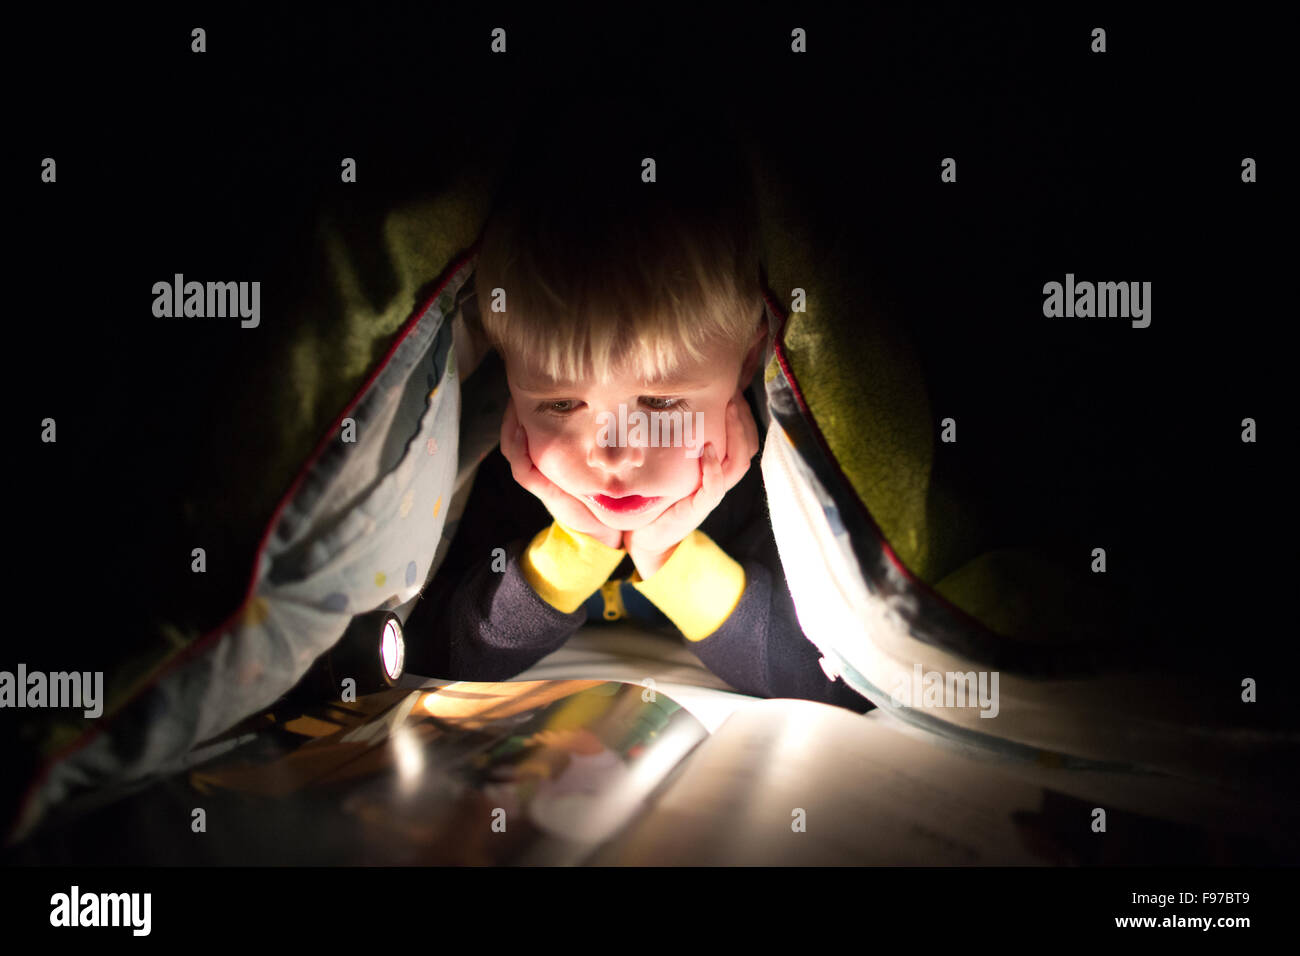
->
[521,426,560,460]
[531,443,585,489]
[682,419,724,462]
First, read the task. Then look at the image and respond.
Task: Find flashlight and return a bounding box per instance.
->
[281,609,407,707]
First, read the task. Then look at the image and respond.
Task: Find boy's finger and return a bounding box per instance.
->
[499,400,519,455]
[738,420,758,474]
[504,434,551,501]
[721,403,746,480]
[518,459,556,503]
[699,443,724,505]
[504,419,545,493]
[522,468,588,529]
[717,401,736,465]
[499,418,601,534]
[729,398,759,475]
[702,447,722,504]
[742,400,760,458]
[733,395,757,455]
[499,421,524,474]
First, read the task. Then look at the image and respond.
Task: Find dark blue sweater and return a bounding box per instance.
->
[405,383,874,715]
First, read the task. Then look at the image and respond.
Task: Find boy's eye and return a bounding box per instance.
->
[534,397,688,416]
[642,397,685,411]
[536,400,577,416]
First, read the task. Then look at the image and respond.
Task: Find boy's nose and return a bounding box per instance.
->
[586,430,646,474]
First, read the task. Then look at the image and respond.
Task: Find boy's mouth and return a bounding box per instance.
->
[586,494,661,515]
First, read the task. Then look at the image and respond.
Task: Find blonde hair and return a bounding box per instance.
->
[469,97,766,387]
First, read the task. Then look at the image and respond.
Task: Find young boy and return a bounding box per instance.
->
[409,98,871,714]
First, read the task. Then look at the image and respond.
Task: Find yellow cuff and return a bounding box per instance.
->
[521,521,626,613]
[630,530,746,641]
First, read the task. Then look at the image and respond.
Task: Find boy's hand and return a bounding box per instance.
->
[624,389,759,578]
[500,397,625,551]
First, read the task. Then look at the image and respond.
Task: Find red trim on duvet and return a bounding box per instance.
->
[761,285,1001,637]
[9,244,480,845]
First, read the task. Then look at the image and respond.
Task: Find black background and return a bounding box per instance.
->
[11,7,1290,728]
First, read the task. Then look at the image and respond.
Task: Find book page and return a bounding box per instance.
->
[867,703,1300,843]
[189,679,710,864]
[590,699,1109,865]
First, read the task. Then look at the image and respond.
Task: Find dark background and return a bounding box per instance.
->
[12,7,1289,719]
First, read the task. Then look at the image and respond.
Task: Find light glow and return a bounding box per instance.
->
[381,618,405,680]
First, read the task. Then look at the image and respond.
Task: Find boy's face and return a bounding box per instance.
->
[503,330,762,533]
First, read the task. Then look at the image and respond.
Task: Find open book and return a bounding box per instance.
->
[187,678,1293,865]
